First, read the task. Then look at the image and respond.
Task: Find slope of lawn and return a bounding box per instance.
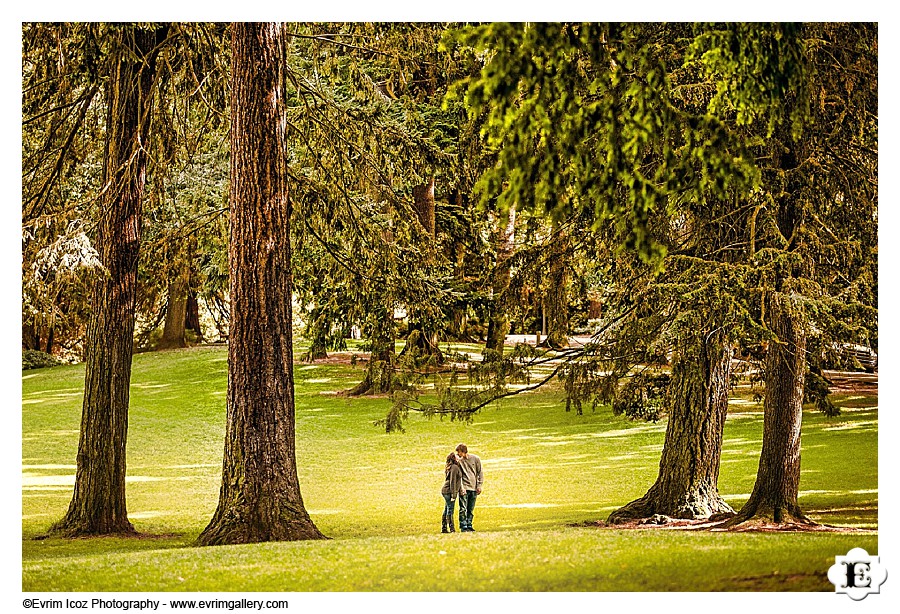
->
[21,343,878,591]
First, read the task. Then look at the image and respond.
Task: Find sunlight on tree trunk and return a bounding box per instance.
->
[197,22,326,545]
[723,293,813,528]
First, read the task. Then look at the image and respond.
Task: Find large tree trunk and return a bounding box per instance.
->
[157,266,190,350]
[720,120,814,528]
[304,303,329,362]
[185,289,203,341]
[542,229,569,349]
[348,305,397,395]
[197,22,325,546]
[484,204,516,360]
[402,177,443,363]
[447,191,474,342]
[51,25,165,536]
[723,293,812,527]
[608,330,735,523]
[412,177,436,237]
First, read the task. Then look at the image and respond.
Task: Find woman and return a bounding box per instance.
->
[441,452,465,533]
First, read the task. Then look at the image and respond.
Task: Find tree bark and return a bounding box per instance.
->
[196,22,325,545]
[304,304,328,362]
[542,230,569,349]
[412,177,436,237]
[608,330,735,523]
[157,266,189,350]
[722,293,812,527]
[185,290,202,341]
[720,116,815,528]
[484,204,516,359]
[402,177,443,363]
[446,191,474,342]
[51,25,166,536]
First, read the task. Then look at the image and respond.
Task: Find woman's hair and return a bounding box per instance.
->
[446,452,459,465]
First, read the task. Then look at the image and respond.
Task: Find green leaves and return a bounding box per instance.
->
[689,23,810,138]
[451,23,769,266]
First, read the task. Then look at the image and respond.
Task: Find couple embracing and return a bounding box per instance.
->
[441,443,483,533]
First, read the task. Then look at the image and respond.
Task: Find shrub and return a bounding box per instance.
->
[22,349,62,370]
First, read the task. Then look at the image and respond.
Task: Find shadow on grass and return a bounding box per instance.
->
[23,530,192,565]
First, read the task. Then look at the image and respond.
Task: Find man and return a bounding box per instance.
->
[455,443,483,532]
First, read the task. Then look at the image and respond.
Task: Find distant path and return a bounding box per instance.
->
[504,334,594,347]
[825,370,877,395]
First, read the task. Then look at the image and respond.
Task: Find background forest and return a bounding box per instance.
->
[19,21,878,593]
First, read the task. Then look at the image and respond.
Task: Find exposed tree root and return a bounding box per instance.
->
[345,355,398,396]
[716,500,816,530]
[345,378,373,396]
[47,516,137,539]
[577,517,869,534]
[196,503,328,546]
[399,328,444,365]
[607,483,735,525]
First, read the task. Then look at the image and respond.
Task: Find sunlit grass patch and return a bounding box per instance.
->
[21,344,878,591]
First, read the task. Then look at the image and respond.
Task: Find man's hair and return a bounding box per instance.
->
[456,443,467,454]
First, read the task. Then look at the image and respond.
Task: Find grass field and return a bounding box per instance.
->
[21,343,878,591]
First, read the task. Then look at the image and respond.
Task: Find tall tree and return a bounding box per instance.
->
[715,22,878,526]
[197,22,325,545]
[51,24,167,536]
[157,261,191,349]
[483,203,516,357]
[605,301,740,522]
[541,225,570,349]
[401,177,445,363]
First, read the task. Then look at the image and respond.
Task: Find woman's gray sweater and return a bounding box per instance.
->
[441,463,463,500]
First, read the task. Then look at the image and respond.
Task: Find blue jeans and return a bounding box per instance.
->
[443,494,464,531]
[442,494,456,519]
[459,490,477,530]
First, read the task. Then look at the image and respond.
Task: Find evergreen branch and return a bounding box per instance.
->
[24,84,100,221]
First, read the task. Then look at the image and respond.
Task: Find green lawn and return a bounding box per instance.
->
[22,344,878,591]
